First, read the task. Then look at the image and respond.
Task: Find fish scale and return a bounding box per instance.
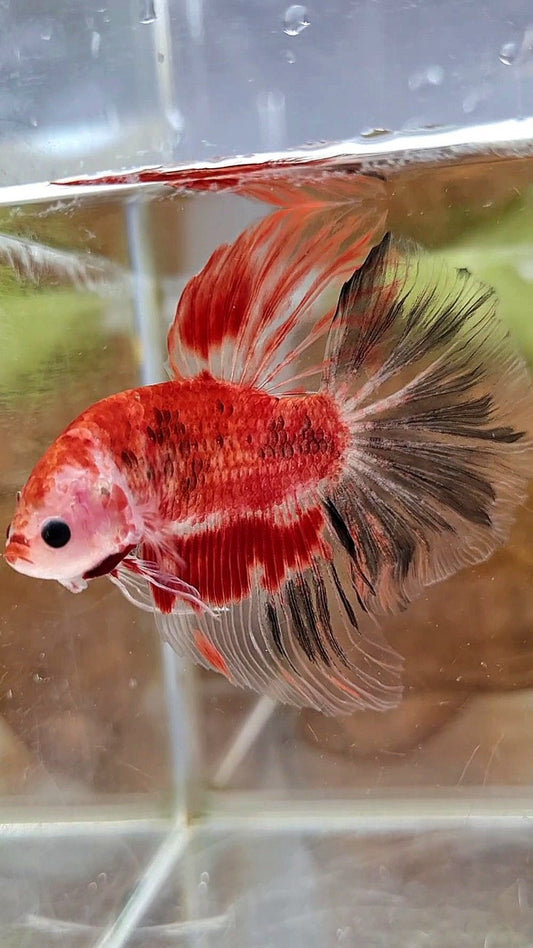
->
[85,375,350,523]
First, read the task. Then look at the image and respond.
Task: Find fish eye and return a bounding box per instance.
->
[41,519,71,549]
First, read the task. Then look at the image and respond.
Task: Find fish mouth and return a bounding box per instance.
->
[4,534,33,566]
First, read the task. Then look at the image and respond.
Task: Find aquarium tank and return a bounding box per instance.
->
[1,1,533,946]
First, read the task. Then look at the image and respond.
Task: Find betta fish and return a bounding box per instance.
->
[4,174,533,715]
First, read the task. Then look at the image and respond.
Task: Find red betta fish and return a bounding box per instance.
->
[4,174,533,714]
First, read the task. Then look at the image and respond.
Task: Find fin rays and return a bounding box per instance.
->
[168,173,386,394]
[321,233,533,615]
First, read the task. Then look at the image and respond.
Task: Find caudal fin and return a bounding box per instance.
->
[321,233,533,615]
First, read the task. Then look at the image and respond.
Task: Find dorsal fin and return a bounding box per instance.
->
[167,173,386,394]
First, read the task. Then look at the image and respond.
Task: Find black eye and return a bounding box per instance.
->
[41,519,71,548]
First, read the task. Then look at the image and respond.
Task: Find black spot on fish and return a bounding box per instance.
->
[312,568,347,663]
[330,562,358,629]
[285,579,316,662]
[266,599,286,658]
[324,497,356,560]
[121,449,138,468]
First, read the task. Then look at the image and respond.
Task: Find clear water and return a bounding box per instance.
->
[1,148,533,945]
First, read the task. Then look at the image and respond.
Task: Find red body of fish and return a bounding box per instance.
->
[70,376,349,609]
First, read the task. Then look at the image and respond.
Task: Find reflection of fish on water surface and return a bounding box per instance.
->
[4,173,533,715]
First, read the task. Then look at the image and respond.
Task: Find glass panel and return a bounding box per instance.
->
[1,84,533,948]
[1,1,532,184]
[0,192,175,805]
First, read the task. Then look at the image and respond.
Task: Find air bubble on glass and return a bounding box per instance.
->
[283,4,310,37]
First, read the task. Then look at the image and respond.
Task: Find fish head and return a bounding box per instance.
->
[4,438,142,591]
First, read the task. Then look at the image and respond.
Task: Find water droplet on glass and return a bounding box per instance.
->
[257,89,287,149]
[167,108,184,132]
[336,928,351,944]
[91,30,101,58]
[286,49,296,64]
[40,25,52,41]
[426,64,444,85]
[462,91,479,114]
[157,51,165,63]
[198,871,210,895]
[5,689,13,700]
[408,64,444,91]
[360,127,391,139]
[499,41,518,65]
[518,259,533,282]
[128,677,138,689]
[283,5,309,36]
[140,0,156,24]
